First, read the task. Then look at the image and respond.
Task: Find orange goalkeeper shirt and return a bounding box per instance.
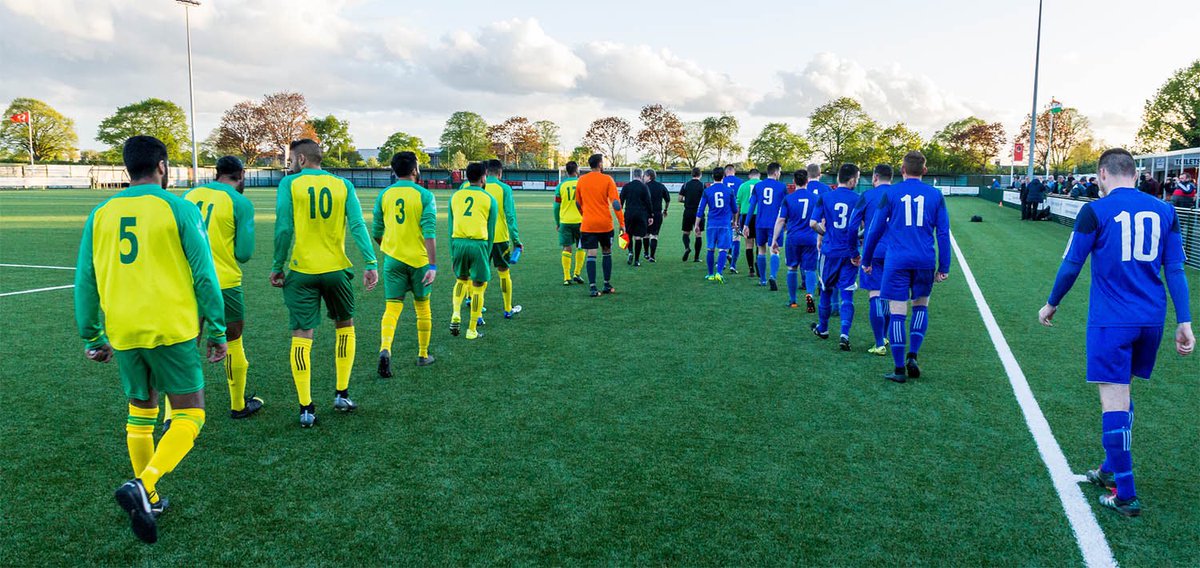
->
[575,171,625,233]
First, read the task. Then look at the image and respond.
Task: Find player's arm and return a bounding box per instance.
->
[503,183,520,247]
[486,195,498,244]
[861,193,891,265]
[934,196,952,276]
[608,178,625,229]
[1161,209,1194,354]
[344,182,379,270]
[808,196,826,235]
[74,210,108,355]
[371,189,387,245]
[1042,205,1098,325]
[175,201,227,347]
[662,187,670,213]
[447,195,456,239]
[233,194,255,263]
[420,190,438,265]
[552,191,561,227]
[271,179,294,275]
[575,183,584,214]
[771,215,786,252]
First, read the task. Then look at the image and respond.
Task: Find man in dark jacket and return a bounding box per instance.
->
[678,168,706,262]
[1023,177,1044,220]
[1138,172,1161,199]
[644,169,670,262]
[1086,177,1100,198]
[620,168,653,266]
[1019,177,1032,219]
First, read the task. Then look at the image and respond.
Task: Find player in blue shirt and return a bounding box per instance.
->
[1039,148,1193,518]
[772,169,820,312]
[855,164,894,356]
[747,162,788,290]
[809,164,865,351]
[722,165,744,274]
[805,163,833,197]
[695,167,739,283]
[861,151,951,382]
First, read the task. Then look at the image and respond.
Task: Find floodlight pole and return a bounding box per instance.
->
[27,110,34,165]
[1027,0,1043,179]
[178,0,201,186]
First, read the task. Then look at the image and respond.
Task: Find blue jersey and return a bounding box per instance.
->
[1059,188,1187,327]
[748,178,787,229]
[696,182,737,227]
[724,175,743,195]
[806,180,832,197]
[861,178,951,272]
[855,184,890,259]
[778,188,818,246]
[811,187,862,257]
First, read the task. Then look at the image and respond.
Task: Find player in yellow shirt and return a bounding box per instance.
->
[449,162,498,340]
[270,139,378,428]
[373,151,438,375]
[483,160,522,319]
[554,161,587,285]
[183,156,262,419]
[75,136,227,543]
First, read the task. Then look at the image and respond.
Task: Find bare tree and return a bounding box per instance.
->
[487,116,541,167]
[215,100,269,164]
[259,92,310,164]
[581,116,632,166]
[635,104,684,169]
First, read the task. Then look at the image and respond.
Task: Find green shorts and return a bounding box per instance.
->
[116,340,205,401]
[558,223,582,248]
[283,269,356,330]
[452,239,492,283]
[491,242,511,270]
[384,254,430,300]
[223,286,245,323]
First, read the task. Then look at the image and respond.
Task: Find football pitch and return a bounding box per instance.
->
[0,189,1196,566]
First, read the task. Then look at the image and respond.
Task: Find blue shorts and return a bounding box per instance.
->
[819,254,858,291]
[706,226,732,250]
[859,257,885,290]
[1086,326,1163,384]
[880,266,934,301]
[756,227,774,245]
[786,242,818,271]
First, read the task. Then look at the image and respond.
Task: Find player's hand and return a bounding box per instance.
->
[207,340,227,363]
[1176,322,1195,356]
[85,343,113,363]
[1038,304,1057,327]
[851,256,862,267]
[771,244,780,255]
[364,269,379,291]
[422,267,437,286]
[269,271,285,288]
[862,265,873,275]
[935,272,949,283]
[663,210,668,218]
[648,217,654,226]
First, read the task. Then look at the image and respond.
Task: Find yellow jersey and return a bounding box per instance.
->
[449,185,497,242]
[371,180,436,267]
[184,181,255,288]
[483,176,520,245]
[555,177,583,225]
[272,168,377,274]
[75,184,225,350]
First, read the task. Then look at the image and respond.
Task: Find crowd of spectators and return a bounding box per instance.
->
[1005,171,1196,221]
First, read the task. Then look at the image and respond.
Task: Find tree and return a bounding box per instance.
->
[439,111,491,161]
[487,116,541,167]
[634,104,685,169]
[747,123,811,170]
[675,121,713,169]
[97,98,189,162]
[447,150,468,171]
[581,117,632,166]
[568,146,592,165]
[1135,59,1200,152]
[378,131,430,167]
[702,113,741,165]
[933,117,1006,173]
[533,120,561,169]
[806,97,878,169]
[872,122,924,168]
[259,92,311,164]
[308,115,354,166]
[1017,104,1093,174]
[0,98,78,162]
[214,100,269,164]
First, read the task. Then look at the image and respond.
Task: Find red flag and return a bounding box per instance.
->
[10,112,29,123]
[1014,143,1024,162]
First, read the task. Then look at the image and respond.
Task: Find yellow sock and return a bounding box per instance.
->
[290,336,312,406]
[414,297,432,357]
[452,278,469,319]
[380,300,404,352]
[126,405,158,477]
[499,270,513,312]
[226,337,248,411]
[468,283,487,332]
[561,251,572,281]
[140,407,204,499]
[574,249,586,276]
[335,326,355,391]
[162,397,173,423]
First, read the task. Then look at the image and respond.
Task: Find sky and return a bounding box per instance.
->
[1,0,1196,162]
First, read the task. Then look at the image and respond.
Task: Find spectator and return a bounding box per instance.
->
[1056,175,1068,194]
[1025,176,1046,220]
[1172,172,1196,208]
[991,178,1001,189]
[1070,179,1087,199]
[1019,176,1031,219]
[1162,176,1177,200]
[1086,177,1100,199]
[1138,171,1161,199]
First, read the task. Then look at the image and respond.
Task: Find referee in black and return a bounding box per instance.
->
[620,168,653,267]
[644,169,670,262]
[678,167,705,262]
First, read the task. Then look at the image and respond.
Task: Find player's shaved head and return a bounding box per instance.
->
[748,168,760,178]
[391,151,418,178]
[767,162,782,176]
[123,135,169,185]
[712,167,725,182]
[565,161,578,176]
[466,162,485,184]
[837,163,860,185]
[794,170,809,186]
[873,164,893,180]
[486,159,503,175]
[290,139,323,164]
[588,154,604,169]
[901,151,927,178]
[806,164,821,178]
[216,156,244,179]
[724,164,736,174]
[1097,148,1136,179]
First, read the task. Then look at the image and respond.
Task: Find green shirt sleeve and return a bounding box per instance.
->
[503,183,519,245]
[233,193,255,264]
[447,192,456,239]
[487,193,498,244]
[420,189,437,239]
[174,199,226,344]
[552,189,560,226]
[272,177,294,273]
[344,181,378,268]
[371,187,386,242]
[74,208,106,349]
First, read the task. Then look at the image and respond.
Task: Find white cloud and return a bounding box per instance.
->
[573,42,751,112]
[429,18,585,94]
[0,0,116,42]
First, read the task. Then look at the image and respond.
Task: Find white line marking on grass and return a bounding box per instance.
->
[0,263,75,270]
[0,284,74,297]
[950,232,1117,568]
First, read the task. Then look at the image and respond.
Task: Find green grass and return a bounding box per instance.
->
[0,189,1196,566]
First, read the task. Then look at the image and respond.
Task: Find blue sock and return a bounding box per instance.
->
[1101,400,1135,473]
[769,254,780,280]
[1102,411,1135,500]
[731,240,740,268]
[787,270,798,304]
[706,250,715,276]
[818,290,833,333]
[869,296,886,348]
[804,270,817,295]
[889,313,907,370]
[757,254,767,284]
[910,305,929,355]
[839,289,855,337]
[717,250,728,273]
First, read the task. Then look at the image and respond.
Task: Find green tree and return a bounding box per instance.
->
[748,123,811,170]
[0,98,78,162]
[568,146,592,165]
[1017,105,1092,174]
[97,98,190,162]
[675,121,713,169]
[702,113,741,166]
[378,131,430,167]
[447,150,468,171]
[933,117,1006,173]
[806,97,878,170]
[872,122,924,168]
[533,120,561,168]
[439,111,491,160]
[308,114,354,166]
[1135,59,1200,152]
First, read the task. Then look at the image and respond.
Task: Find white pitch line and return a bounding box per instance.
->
[0,263,75,270]
[0,284,75,297]
[950,232,1117,568]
